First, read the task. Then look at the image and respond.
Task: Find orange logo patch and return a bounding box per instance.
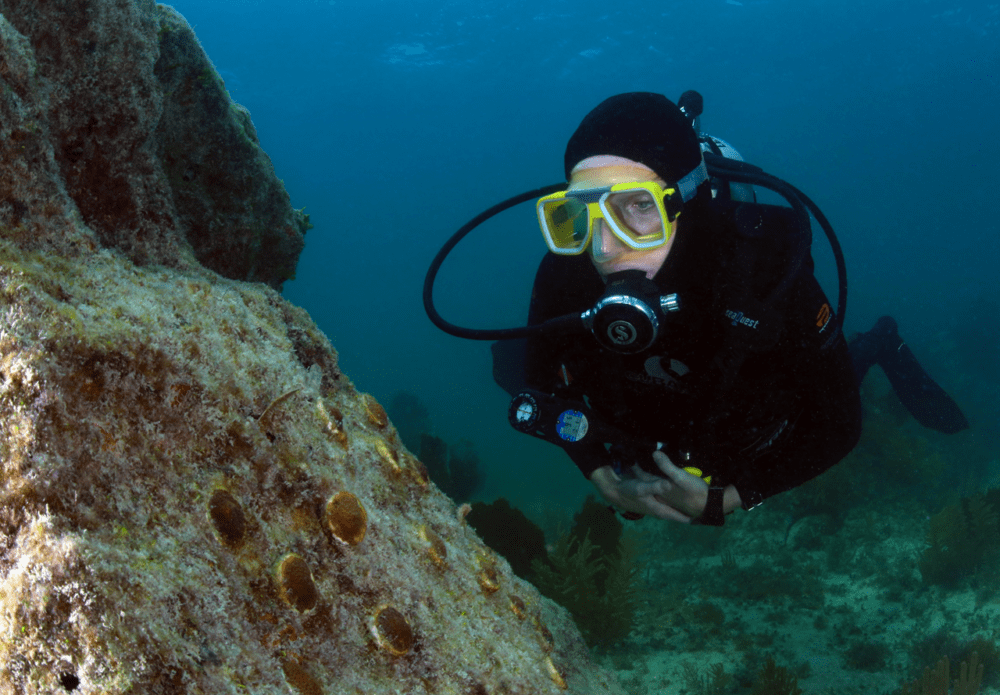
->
[815,303,831,330]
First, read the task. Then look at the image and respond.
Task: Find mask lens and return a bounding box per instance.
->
[540,198,590,252]
[604,189,666,245]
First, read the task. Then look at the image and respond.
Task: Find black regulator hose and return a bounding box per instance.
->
[424,159,848,343]
[702,153,848,338]
[700,154,813,305]
[422,183,574,340]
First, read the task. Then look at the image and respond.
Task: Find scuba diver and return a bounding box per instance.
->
[424,91,968,525]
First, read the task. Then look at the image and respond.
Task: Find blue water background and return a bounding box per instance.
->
[165,0,999,512]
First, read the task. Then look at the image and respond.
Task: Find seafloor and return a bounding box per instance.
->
[596,499,997,695]
[515,365,999,695]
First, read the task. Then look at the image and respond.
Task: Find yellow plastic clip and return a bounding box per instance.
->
[682,466,712,484]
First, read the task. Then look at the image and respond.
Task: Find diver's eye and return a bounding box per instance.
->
[609,191,656,214]
[619,196,658,219]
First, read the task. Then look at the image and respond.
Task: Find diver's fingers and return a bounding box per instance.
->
[631,466,664,483]
[651,450,693,486]
[634,478,674,498]
[646,496,693,523]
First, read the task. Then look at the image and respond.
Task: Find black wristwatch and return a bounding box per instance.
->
[692,486,727,526]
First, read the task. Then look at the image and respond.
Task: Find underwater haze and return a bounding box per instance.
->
[166,0,998,510]
[168,0,1000,503]
[166,0,999,508]
[163,0,1000,692]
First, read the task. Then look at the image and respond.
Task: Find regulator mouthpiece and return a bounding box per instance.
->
[581,270,680,353]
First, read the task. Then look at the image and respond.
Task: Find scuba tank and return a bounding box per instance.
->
[678,90,756,203]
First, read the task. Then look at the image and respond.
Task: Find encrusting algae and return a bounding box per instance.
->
[0,1,624,693]
[0,248,620,695]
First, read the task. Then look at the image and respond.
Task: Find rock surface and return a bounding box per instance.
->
[0,0,307,290]
[0,2,625,694]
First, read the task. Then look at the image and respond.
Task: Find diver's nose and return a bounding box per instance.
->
[591,220,624,261]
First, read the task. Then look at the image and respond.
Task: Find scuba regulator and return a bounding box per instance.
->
[584,269,680,353]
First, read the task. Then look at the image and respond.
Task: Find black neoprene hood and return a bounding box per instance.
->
[564,92,703,185]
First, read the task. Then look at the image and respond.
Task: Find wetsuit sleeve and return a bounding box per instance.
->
[727,272,862,508]
[561,442,616,479]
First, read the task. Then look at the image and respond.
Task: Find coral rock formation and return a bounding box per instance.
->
[0,2,624,694]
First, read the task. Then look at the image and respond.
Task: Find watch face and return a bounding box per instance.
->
[555,409,589,442]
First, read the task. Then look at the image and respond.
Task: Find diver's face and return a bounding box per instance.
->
[568,156,677,281]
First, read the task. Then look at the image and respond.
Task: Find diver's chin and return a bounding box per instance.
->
[593,259,660,281]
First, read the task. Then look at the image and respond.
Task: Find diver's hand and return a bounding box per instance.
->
[648,451,744,520]
[589,464,695,523]
[590,452,742,523]
[647,451,711,518]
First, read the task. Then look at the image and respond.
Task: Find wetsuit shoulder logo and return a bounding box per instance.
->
[815,303,832,332]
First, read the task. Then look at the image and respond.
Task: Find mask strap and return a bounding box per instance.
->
[664,188,683,222]
[676,158,708,202]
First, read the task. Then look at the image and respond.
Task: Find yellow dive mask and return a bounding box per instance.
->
[536,180,683,256]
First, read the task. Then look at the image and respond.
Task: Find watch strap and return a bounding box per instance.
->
[693,486,727,526]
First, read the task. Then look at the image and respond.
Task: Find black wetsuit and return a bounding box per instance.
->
[519,200,863,510]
